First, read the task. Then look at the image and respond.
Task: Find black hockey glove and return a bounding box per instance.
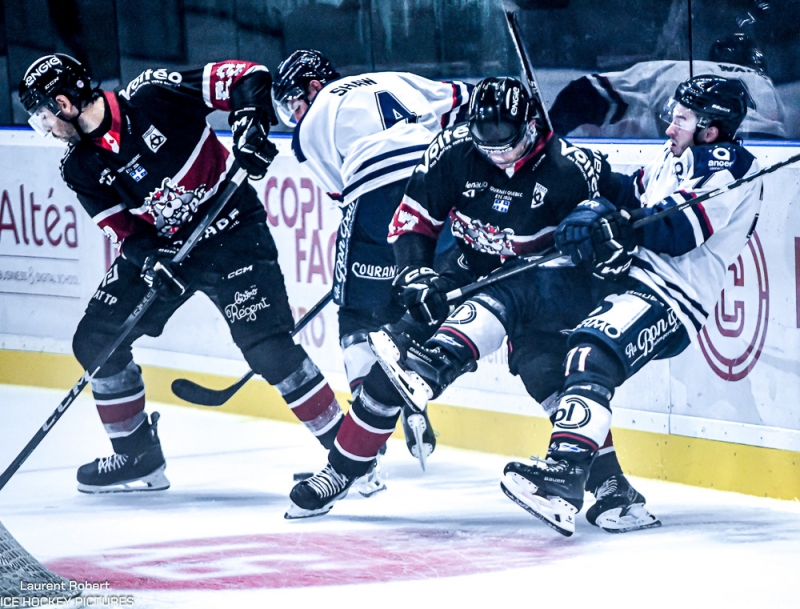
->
[392,266,451,326]
[555,197,617,265]
[588,208,637,280]
[229,107,278,181]
[121,232,187,297]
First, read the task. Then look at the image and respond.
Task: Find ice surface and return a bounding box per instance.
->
[0,384,798,608]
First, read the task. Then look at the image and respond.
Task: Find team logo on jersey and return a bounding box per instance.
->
[143,126,167,152]
[531,183,548,208]
[99,168,115,186]
[145,179,208,235]
[451,214,516,256]
[126,164,148,182]
[492,197,510,213]
[100,265,119,287]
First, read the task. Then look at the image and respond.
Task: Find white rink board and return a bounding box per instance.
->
[1,129,799,452]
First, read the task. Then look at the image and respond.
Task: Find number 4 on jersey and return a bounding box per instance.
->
[375,90,418,129]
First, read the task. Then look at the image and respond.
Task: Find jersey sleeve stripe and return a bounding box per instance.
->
[342,158,420,199]
[688,202,714,241]
[92,203,127,224]
[388,195,445,243]
[202,63,214,108]
[355,144,430,173]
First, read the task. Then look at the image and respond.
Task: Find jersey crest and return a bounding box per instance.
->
[145,178,208,235]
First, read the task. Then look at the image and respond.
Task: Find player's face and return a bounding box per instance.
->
[288,97,310,123]
[665,103,699,157]
[29,105,79,143]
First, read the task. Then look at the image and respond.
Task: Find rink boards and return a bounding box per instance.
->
[1,129,798,500]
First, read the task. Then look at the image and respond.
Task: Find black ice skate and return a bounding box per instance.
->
[586,474,662,533]
[501,457,589,537]
[77,412,169,494]
[401,404,436,471]
[285,463,356,519]
[368,327,475,413]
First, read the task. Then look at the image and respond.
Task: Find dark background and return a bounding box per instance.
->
[1,0,797,134]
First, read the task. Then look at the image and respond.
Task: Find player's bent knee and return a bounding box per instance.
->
[562,336,626,394]
[241,333,309,385]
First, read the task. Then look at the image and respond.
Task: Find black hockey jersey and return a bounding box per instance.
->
[388,124,621,277]
[60,61,273,244]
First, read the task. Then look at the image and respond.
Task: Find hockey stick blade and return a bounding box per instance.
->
[446,150,800,302]
[170,289,334,407]
[0,165,248,493]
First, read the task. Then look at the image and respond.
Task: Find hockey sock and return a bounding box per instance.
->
[549,383,613,464]
[275,357,343,450]
[91,361,148,452]
[330,365,403,478]
[430,297,507,364]
[340,330,376,393]
[586,431,624,494]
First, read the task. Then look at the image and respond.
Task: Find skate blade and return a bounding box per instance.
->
[355,480,387,498]
[368,331,431,412]
[594,503,662,534]
[77,464,170,494]
[406,413,432,472]
[501,473,577,537]
[284,502,335,520]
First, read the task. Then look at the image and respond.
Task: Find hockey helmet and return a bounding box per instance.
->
[661,75,754,140]
[710,33,767,74]
[18,54,94,136]
[272,50,340,126]
[468,77,542,166]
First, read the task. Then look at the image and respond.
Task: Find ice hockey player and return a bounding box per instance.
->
[373,75,762,536]
[19,54,345,493]
[272,50,471,514]
[549,34,789,139]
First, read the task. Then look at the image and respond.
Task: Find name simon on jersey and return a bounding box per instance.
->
[120,69,183,100]
[329,78,378,97]
[415,124,471,174]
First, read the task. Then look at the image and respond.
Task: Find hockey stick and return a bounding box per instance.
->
[170,289,333,406]
[503,5,553,132]
[0,164,248,492]
[446,150,800,301]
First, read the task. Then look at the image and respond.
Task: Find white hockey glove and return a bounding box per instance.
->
[392,266,451,326]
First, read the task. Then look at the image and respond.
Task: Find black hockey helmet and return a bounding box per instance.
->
[663,75,754,140]
[18,54,95,136]
[468,77,535,148]
[710,33,767,74]
[272,50,340,125]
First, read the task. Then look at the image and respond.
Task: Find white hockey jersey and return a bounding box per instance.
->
[626,141,763,337]
[558,60,788,139]
[292,72,471,205]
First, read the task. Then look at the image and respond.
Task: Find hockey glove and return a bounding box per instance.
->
[121,232,187,297]
[589,208,637,280]
[392,266,451,326]
[554,197,621,265]
[229,107,278,181]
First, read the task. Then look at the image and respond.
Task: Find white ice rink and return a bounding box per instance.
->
[1,383,799,609]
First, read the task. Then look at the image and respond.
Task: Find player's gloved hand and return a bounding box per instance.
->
[121,232,187,297]
[589,208,637,280]
[392,266,451,326]
[229,107,278,180]
[554,197,622,264]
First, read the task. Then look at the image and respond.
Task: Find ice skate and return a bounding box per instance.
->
[586,474,662,533]
[77,412,170,494]
[368,326,474,412]
[501,457,589,537]
[353,455,387,498]
[401,404,436,471]
[285,463,356,519]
